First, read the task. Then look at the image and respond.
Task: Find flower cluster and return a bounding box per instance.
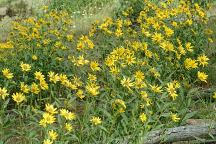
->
[0,0,214,143]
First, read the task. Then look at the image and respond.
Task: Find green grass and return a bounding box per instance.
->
[205,15,216,86]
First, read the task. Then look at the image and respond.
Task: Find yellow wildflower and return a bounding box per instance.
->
[12,92,25,104]
[60,109,76,120]
[20,62,31,72]
[88,73,97,82]
[197,54,209,67]
[43,139,53,144]
[40,80,49,90]
[197,71,208,83]
[150,84,163,93]
[90,116,102,125]
[32,55,38,60]
[0,87,9,100]
[185,42,193,52]
[65,123,73,132]
[76,89,85,99]
[48,71,60,83]
[48,130,58,140]
[34,71,45,81]
[171,113,180,122]
[125,55,136,65]
[85,82,100,96]
[152,32,163,43]
[112,99,126,113]
[166,82,178,100]
[31,83,40,94]
[184,58,198,70]
[42,112,56,124]
[164,26,174,37]
[20,82,29,94]
[160,41,174,52]
[134,71,145,80]
[121,77,134,89]
[139,113,147,123]
[90,61,101,71]
[213,92,216,99]
[140,91,148,100]
[45,104,57,115]
[2,68,13,79]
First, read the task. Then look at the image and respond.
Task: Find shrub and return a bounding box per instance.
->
[0,0,214,143]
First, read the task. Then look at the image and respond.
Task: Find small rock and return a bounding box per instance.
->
[0,7,7,16]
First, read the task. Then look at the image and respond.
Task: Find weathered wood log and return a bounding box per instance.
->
[144,123,216,144]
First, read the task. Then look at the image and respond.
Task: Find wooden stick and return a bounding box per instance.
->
[144,123,216,144]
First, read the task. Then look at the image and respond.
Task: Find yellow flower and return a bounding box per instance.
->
[160,41,174,52]
[31,83,40,94]
[0,87,9,100]
[2,68,13,79]
[85,82,100,96]
[140,90,147,97]
[67,34,73,41]
[184,58,198,70]
[59,74,68,83]
[166,82,178,100]
[20,82,29,94]
[43,139,53,144]
[149,68,160,78]
[48,71,60,83]
[90,61,101,71]
[150,84,163,93]
[77,41,85,51]
[197,71,208,83]
[139,113,147,123]
[110,66,120,75]
[134,71,145,80]
[42,112,56,124]
[125,55,136,65]
[73,55,89,66]
[88,73,97,82]
[32,55,38,61]
[0,41,14,49]
[39,119,47,127]
[20,62,31,72]
[121,77,134,89]
[208,38,213,43]
[185,42,193,52]
[135,79,147,89]
[172,21,178,27]
[152,32,163,43]
[164,26,174,37]
[112,99,126,113]
[90,116,102,125]
[171,113,180,122]
[213,92,216,99]
[34,71,45,81]
[72,76,83,87]
[76,89,85,99]
[12,92,25,104]
[48,130,58,140]
[45,104,57,114]
[40,80,49,90]
[197,54,209,67]
[60,109,76,120]
[65,123,73,132]
[115,28,123,37]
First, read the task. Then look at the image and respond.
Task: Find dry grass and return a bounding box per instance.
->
[68,0,120,33]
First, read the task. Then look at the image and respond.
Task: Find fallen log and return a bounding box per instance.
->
[144,123,216,144]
